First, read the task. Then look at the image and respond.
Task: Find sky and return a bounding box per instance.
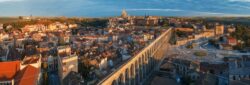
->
[0,0,250,17]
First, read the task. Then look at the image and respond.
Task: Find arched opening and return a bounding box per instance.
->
[150,48,153,55]
[153,43,157,51]
[151,56,155,69]
[148,51,152,74]
[142,55,146,80]
[125,68,130,85]
[135,60,140,85]
[139,57,143,82]
[130,64,135,85]
[118,73,125,85]
[147,51,150,74]
[112,80,117,85]
[149,54,153,70]
[154,43,157,51]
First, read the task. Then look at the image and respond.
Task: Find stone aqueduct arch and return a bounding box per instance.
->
[98,28,173,85]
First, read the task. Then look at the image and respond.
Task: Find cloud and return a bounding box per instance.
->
[127,8,182,12]
[126,8,249,16]
[235,5,250,9]
[228,0,250,2]
[126,8,223,15]
[0,0,24,2]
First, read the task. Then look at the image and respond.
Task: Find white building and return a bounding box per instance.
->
[61,55,78,80]
[21,24,47,33]
[0,33,9,41]
[99,57,108,71]
[68,24,78,29]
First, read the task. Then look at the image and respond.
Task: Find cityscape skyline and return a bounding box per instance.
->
[0,1,250,85]
[0,0,250,17]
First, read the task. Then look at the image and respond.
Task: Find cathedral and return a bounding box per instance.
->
[121,9,128,18]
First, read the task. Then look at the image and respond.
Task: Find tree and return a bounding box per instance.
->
[163,22,169,27]
[186,44,193,49]
[194,51,207,57]
[79,59,92,80]
[231,25,250,48]
[80,19,108,28]
[176,30,188,38]
[208,39,217,46]
[18,16,23,20]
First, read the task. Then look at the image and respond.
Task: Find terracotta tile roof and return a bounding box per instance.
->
[0,61,20,81]
[227,37,237,44]
[15,65,39,85]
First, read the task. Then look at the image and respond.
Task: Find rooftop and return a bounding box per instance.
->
[15,65,39,85]
[0,61,20,81]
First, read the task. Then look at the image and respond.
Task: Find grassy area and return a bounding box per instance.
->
[0,17,21,23]
[194,51,207,57]
[186,44,193,49]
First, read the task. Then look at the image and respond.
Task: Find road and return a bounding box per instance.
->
[200,40,250,56]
